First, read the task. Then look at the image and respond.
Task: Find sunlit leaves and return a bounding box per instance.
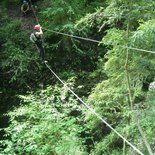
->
[1,86,86,154]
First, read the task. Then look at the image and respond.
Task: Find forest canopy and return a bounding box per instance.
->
[0,0,155,155]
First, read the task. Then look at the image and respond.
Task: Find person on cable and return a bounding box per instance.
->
[30,24,45,62]
[21,0,30,14]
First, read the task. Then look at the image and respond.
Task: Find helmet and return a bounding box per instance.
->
[34,25,40,30]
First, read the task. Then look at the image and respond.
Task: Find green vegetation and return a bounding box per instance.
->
[0,0,155,154]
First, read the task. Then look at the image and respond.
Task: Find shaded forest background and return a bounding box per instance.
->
[0,0,155,154]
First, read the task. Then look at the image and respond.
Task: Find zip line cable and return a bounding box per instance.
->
[120,46,155,54]
[42,28,100,43]
[44,61,144,155]
[43,28,155,54]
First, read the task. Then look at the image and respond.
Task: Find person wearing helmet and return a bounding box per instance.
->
[21,0,37,14]
[21,0,30,14]
[30,24,45,62]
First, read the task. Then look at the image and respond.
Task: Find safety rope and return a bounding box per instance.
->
[44,61,144,155]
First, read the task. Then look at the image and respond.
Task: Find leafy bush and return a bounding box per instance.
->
[0,86,88,155]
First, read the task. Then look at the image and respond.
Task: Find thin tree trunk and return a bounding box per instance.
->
[124,9,153,152]
[124,46,153,155]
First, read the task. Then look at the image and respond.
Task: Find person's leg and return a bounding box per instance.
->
[36,43,45,62]
[39,45,45,62]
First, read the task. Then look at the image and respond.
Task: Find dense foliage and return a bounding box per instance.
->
[0,0,155,154]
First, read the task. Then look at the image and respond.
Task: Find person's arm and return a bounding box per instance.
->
[39,27,43,35]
